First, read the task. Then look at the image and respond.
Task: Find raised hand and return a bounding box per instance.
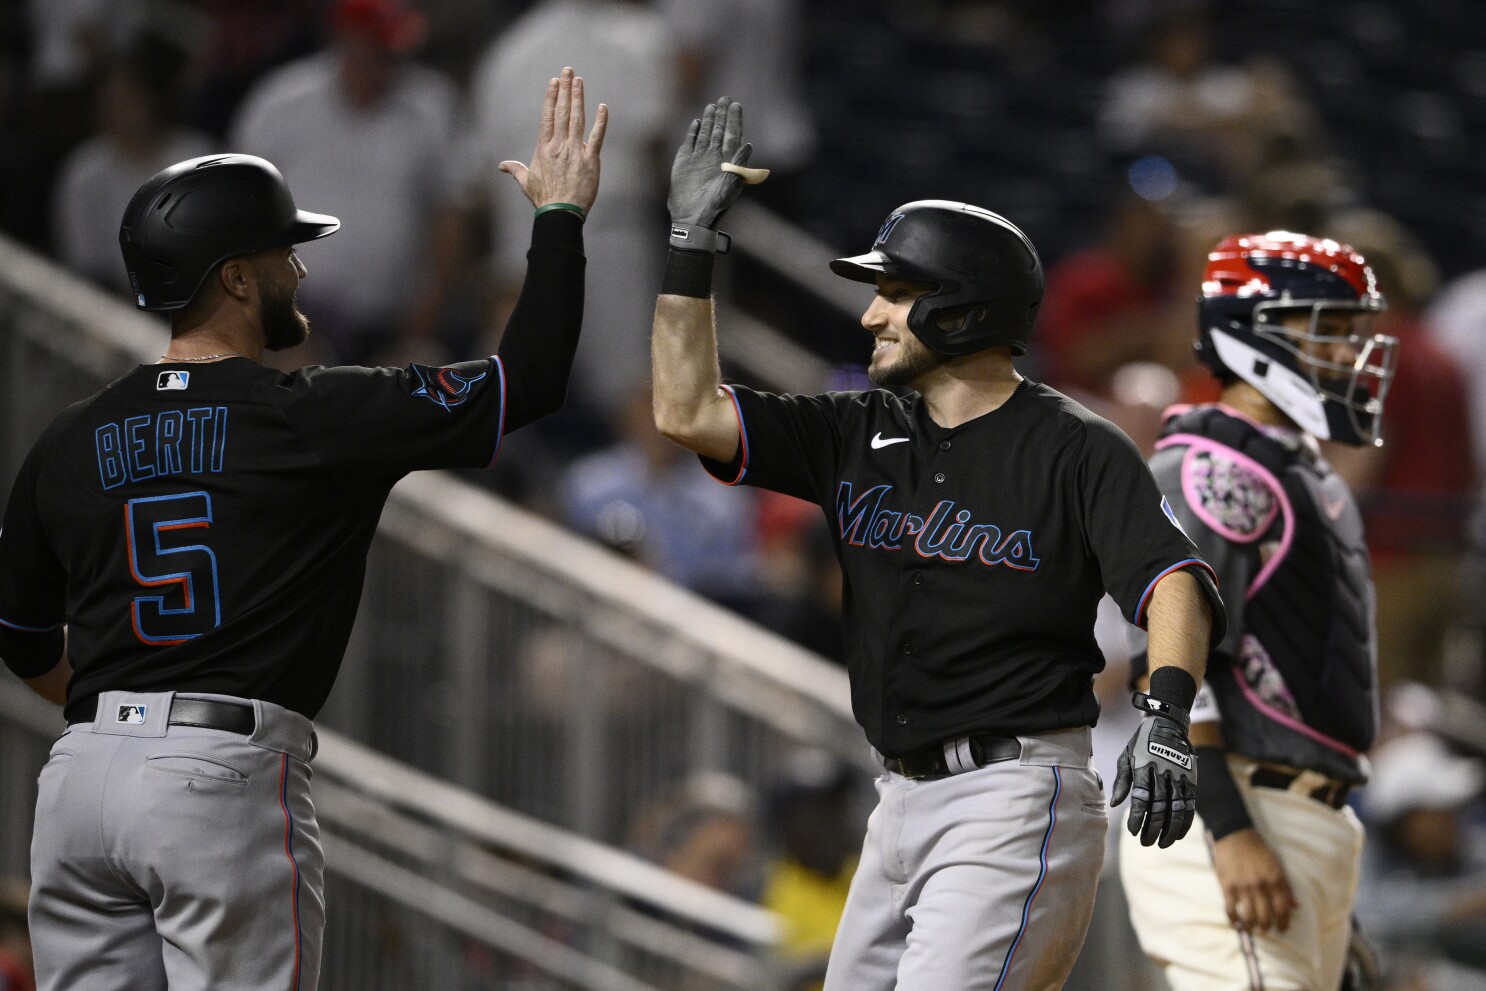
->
[667,97,765,252]
[500,66,607,215]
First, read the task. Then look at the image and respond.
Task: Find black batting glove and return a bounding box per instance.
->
[1112,692,1198,848]
[667,97,753,253]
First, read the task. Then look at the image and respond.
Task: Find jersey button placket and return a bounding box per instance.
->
[934,472,945,483]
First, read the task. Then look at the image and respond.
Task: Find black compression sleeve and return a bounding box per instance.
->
[0,626,65,679]
[496,210,586,431]
[1195,745,1254,840]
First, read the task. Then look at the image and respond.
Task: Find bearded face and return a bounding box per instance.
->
[258,264,310,352]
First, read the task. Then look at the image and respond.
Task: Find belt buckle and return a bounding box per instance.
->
[1291,768,1330,798]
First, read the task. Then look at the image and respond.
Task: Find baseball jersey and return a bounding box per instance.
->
[1143,404,1376,783]
[0,357,510,723]
[0,210,585,721]
[700,379,1221,756]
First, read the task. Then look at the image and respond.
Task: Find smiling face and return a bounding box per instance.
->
[862,274,943,388]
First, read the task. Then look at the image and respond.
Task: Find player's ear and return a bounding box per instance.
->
[216,256,254,303]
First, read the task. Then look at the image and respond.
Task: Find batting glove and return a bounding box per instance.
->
[1112,692,1198,848]
[667,97,755,254]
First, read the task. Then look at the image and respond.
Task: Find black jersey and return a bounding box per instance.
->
[0,210,584,721]
[0,356,510,722]
[700,379,1221,755]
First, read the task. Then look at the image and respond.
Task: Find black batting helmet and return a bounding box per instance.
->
[119,154,339,311]
[829,200,1044,355]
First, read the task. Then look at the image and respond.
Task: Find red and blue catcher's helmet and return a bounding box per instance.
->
[1196,231,1397,446]
[830,200,1044,356]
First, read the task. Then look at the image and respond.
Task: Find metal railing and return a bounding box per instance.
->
[0,231,868,848]
[0,680,781,990]
[0,231,1159,990]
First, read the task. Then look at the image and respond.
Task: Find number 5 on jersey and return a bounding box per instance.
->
[126,492,222,645]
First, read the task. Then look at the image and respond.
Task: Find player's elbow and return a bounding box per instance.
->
[653,403,704,450]
[653,393,737,462]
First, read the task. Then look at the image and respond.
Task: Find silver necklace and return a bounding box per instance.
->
[159,352,246,363]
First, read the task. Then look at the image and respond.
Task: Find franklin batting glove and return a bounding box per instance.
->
[1112,691,1198,848]
[667,97,755,254]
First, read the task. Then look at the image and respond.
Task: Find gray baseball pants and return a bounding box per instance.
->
[28,691,323,991]
[823,727,1107,991]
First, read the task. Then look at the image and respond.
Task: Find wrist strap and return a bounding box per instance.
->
[535,202,588,220]
[661,247,715,298]
[669,223,731,254]
[1133,692,1191,730]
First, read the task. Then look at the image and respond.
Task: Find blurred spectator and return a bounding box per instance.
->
[630,772,760,900]
[760,749,859,990]
[1037,186,1184,400]
[753,512,844,664]
[52,37,214,294]
[1354,731,1486,989]
[1325,209,1477,691]
[1098,4,1322,193]
[1426,268,1486,477]
[4,0,149,248]
[658,0,817,215]
[556,383,765,614]
[182,0,324,139]
[466,0,679,422]
[0,879,32,991]
[230,0,465,367]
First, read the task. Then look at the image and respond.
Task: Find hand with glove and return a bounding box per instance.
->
[667,97,768,255]
[1112,666,1199,848]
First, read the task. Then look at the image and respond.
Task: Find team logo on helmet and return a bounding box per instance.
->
[410,364,487,411]
[873,212,905,248]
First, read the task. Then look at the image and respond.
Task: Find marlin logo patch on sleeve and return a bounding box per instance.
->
[410,364,487,411]
[1160,496,1191,540]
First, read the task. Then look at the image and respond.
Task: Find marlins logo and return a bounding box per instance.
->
[874,212,905,248]
[410,364,487,411]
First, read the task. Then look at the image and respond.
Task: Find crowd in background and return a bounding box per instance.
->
[3,0,1486,987]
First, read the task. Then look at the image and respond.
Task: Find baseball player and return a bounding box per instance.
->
[651,97,1225,990]
[1119,232,1398,990]
[0,68,604,991]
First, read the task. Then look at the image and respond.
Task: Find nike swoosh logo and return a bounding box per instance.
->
[871,432,910,449]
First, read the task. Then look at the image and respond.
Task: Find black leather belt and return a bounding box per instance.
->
[1249,765,1352,809]
[882,733,1022,779]
[70,696,256,736]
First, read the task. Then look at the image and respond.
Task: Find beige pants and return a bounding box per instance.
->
[1118,757,1364,991]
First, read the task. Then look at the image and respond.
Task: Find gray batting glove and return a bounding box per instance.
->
[667,97,753,253]
[1111,692,1198,848]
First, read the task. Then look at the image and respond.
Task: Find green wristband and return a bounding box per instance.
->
[534,202,588,220]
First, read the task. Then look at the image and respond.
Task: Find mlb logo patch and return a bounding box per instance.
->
[157,370,190,391]
[116,704,148,725]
